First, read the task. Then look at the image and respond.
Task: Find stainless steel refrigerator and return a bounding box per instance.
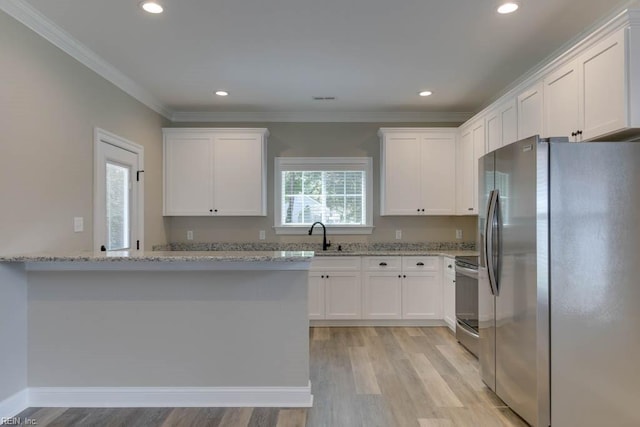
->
[478,135,640,427]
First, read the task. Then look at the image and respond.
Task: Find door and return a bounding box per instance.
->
[401,273,442,319]
[544,61,580,139]
[493,136,539,426]
[94,129,143,252]
[478,149,496,390]
[308,272,325,320]
[472,121,486,214]
[486,109,502,153]
[442,258,456,331]
[324,272,362,319]
[362,272,402,319]
[420,133,456,214]
[517,82,544,140]
[381,134,422,215]
[456,127,474,214]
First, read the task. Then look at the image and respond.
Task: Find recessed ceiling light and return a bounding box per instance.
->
[140,1,163,14]
[215,91,229,97]
[419,91,433,97]
[497,1,519,14]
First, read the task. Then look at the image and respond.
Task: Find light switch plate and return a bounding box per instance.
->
[456,229,463,239]
[187,230,194,240]
[73,217,83,232]
[259,230,266,240]
[395,230,402,240]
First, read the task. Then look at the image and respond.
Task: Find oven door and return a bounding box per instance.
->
[455,262,479,331]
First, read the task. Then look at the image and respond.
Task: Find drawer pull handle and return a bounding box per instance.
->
[416,262,424,266]
[379,262,387,266]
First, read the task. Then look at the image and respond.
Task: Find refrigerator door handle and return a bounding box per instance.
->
[486,190,499,296]
[492,191,502,296]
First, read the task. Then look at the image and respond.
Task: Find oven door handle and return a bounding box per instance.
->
[455,266,478,279]
[456,319,480,338]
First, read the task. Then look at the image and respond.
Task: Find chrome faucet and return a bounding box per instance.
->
[308,222,331,251]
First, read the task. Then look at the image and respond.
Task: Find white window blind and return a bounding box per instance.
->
[274,157,373,234]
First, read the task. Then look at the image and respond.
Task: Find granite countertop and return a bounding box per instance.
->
[312,249,478,258]
[0,250,315,263]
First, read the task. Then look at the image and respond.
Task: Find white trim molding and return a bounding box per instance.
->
[0,0,172,119]
[0,389,28,423]
[28,384,313,408]
[171,110,473,123]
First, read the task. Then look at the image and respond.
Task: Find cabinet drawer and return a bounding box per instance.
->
[310,257,361,272]
[362,256,402,271]
[443,257,455,277]
[402,256,440,272]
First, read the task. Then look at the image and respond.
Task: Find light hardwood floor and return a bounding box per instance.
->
[14,327,528,427]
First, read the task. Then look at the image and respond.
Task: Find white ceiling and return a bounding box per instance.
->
[6,0,635,118]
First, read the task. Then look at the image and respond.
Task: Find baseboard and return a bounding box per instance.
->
[310,319,447,327]
[28,383,313,408]
[0,389,28,423]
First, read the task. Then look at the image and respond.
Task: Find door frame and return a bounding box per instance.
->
[93,128,144,252]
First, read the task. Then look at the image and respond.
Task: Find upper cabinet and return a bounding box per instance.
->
[456,119,485,215]
[379,128,457,216]
[461,11,640,144]
[163,128,268,216]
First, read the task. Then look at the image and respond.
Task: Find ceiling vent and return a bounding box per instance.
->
[312,96,336,101]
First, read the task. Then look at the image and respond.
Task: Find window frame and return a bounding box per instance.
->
[274,157,374,235]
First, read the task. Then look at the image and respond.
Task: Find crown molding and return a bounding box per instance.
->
[170,110,473,123]
[0,0,173,119]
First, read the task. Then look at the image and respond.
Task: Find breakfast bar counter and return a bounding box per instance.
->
[0,251,314,408]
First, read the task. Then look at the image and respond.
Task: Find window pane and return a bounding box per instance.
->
[106,163,130,250]
[280,167,367,226]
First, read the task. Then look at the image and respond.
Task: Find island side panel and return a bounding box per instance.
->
[0,264,28,405]
[27,269,309,388]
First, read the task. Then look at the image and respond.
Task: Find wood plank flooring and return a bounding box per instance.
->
[13,327,528,427]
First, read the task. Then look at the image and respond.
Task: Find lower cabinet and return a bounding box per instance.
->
[308,257,362,320]
[442,257,456,331]
[315,256,444,321]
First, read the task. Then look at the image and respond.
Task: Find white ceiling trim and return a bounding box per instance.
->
[170,111,473,123]
[0,0,174,119]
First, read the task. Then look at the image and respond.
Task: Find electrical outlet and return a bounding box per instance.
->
[456,229,463,240]
[187,230,194,240]
[259,230,266,240]
[395,230,402,240]
[73,217,83,232]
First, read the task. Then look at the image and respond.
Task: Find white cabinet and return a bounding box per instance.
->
[517,82,544,140]
[486,98,518,153]
[544,60,580,140]
[362,257,402,319]
[443,257,456,332]
[308,257,361,320]
[456,119,485,215]
[401,256,442,320]
[380,128,457,216]
[163,128,268,216]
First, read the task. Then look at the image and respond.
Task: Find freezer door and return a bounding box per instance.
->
[494,136,539,426]
[550,142,640,427]
[478,150,496,390]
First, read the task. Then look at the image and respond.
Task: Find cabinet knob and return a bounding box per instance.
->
[398,275,402,278]
[321,275,324,278]
[379,262,387,266]
[214,209,218,212]
[209,209,213,212]
[417,208,420,212]
[468,208,473,211]
[421,209,425,212]
[571,131,577,137]
[448,264,452,269]
[577,130,583,135]
[326,275,329,278]
[453,280,456,283]
[416,262,424,266]
[403,275,407,278]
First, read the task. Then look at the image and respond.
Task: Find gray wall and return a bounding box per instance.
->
[168,122,477,244]
[0,10,168,257]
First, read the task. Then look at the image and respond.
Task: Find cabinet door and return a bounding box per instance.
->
[456,127,475,215]
[579,29,625,140]
[381,134,422,215]
[544,60,580,139]
[163,136,212,215]
[212,134,266,216]
[518,82,544,140]
[486,109,502,154]
[362,272,402,319]
[325,272,362,319]
[500,99,518,146]
[402,273,442,320]
[472,121,486,214]
[308,272,325,320]
[420,133,456,215]
[443,258,456,331]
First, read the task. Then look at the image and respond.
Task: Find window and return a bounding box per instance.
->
[274,157,373,234]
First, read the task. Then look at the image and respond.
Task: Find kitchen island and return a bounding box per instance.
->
[0,251,314,412]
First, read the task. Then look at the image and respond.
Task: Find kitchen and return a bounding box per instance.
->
[2,0,640,426]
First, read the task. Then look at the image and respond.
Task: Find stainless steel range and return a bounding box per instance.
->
[455,255,479,358]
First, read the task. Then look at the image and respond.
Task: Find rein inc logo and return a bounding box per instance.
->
[1,417,37,425]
